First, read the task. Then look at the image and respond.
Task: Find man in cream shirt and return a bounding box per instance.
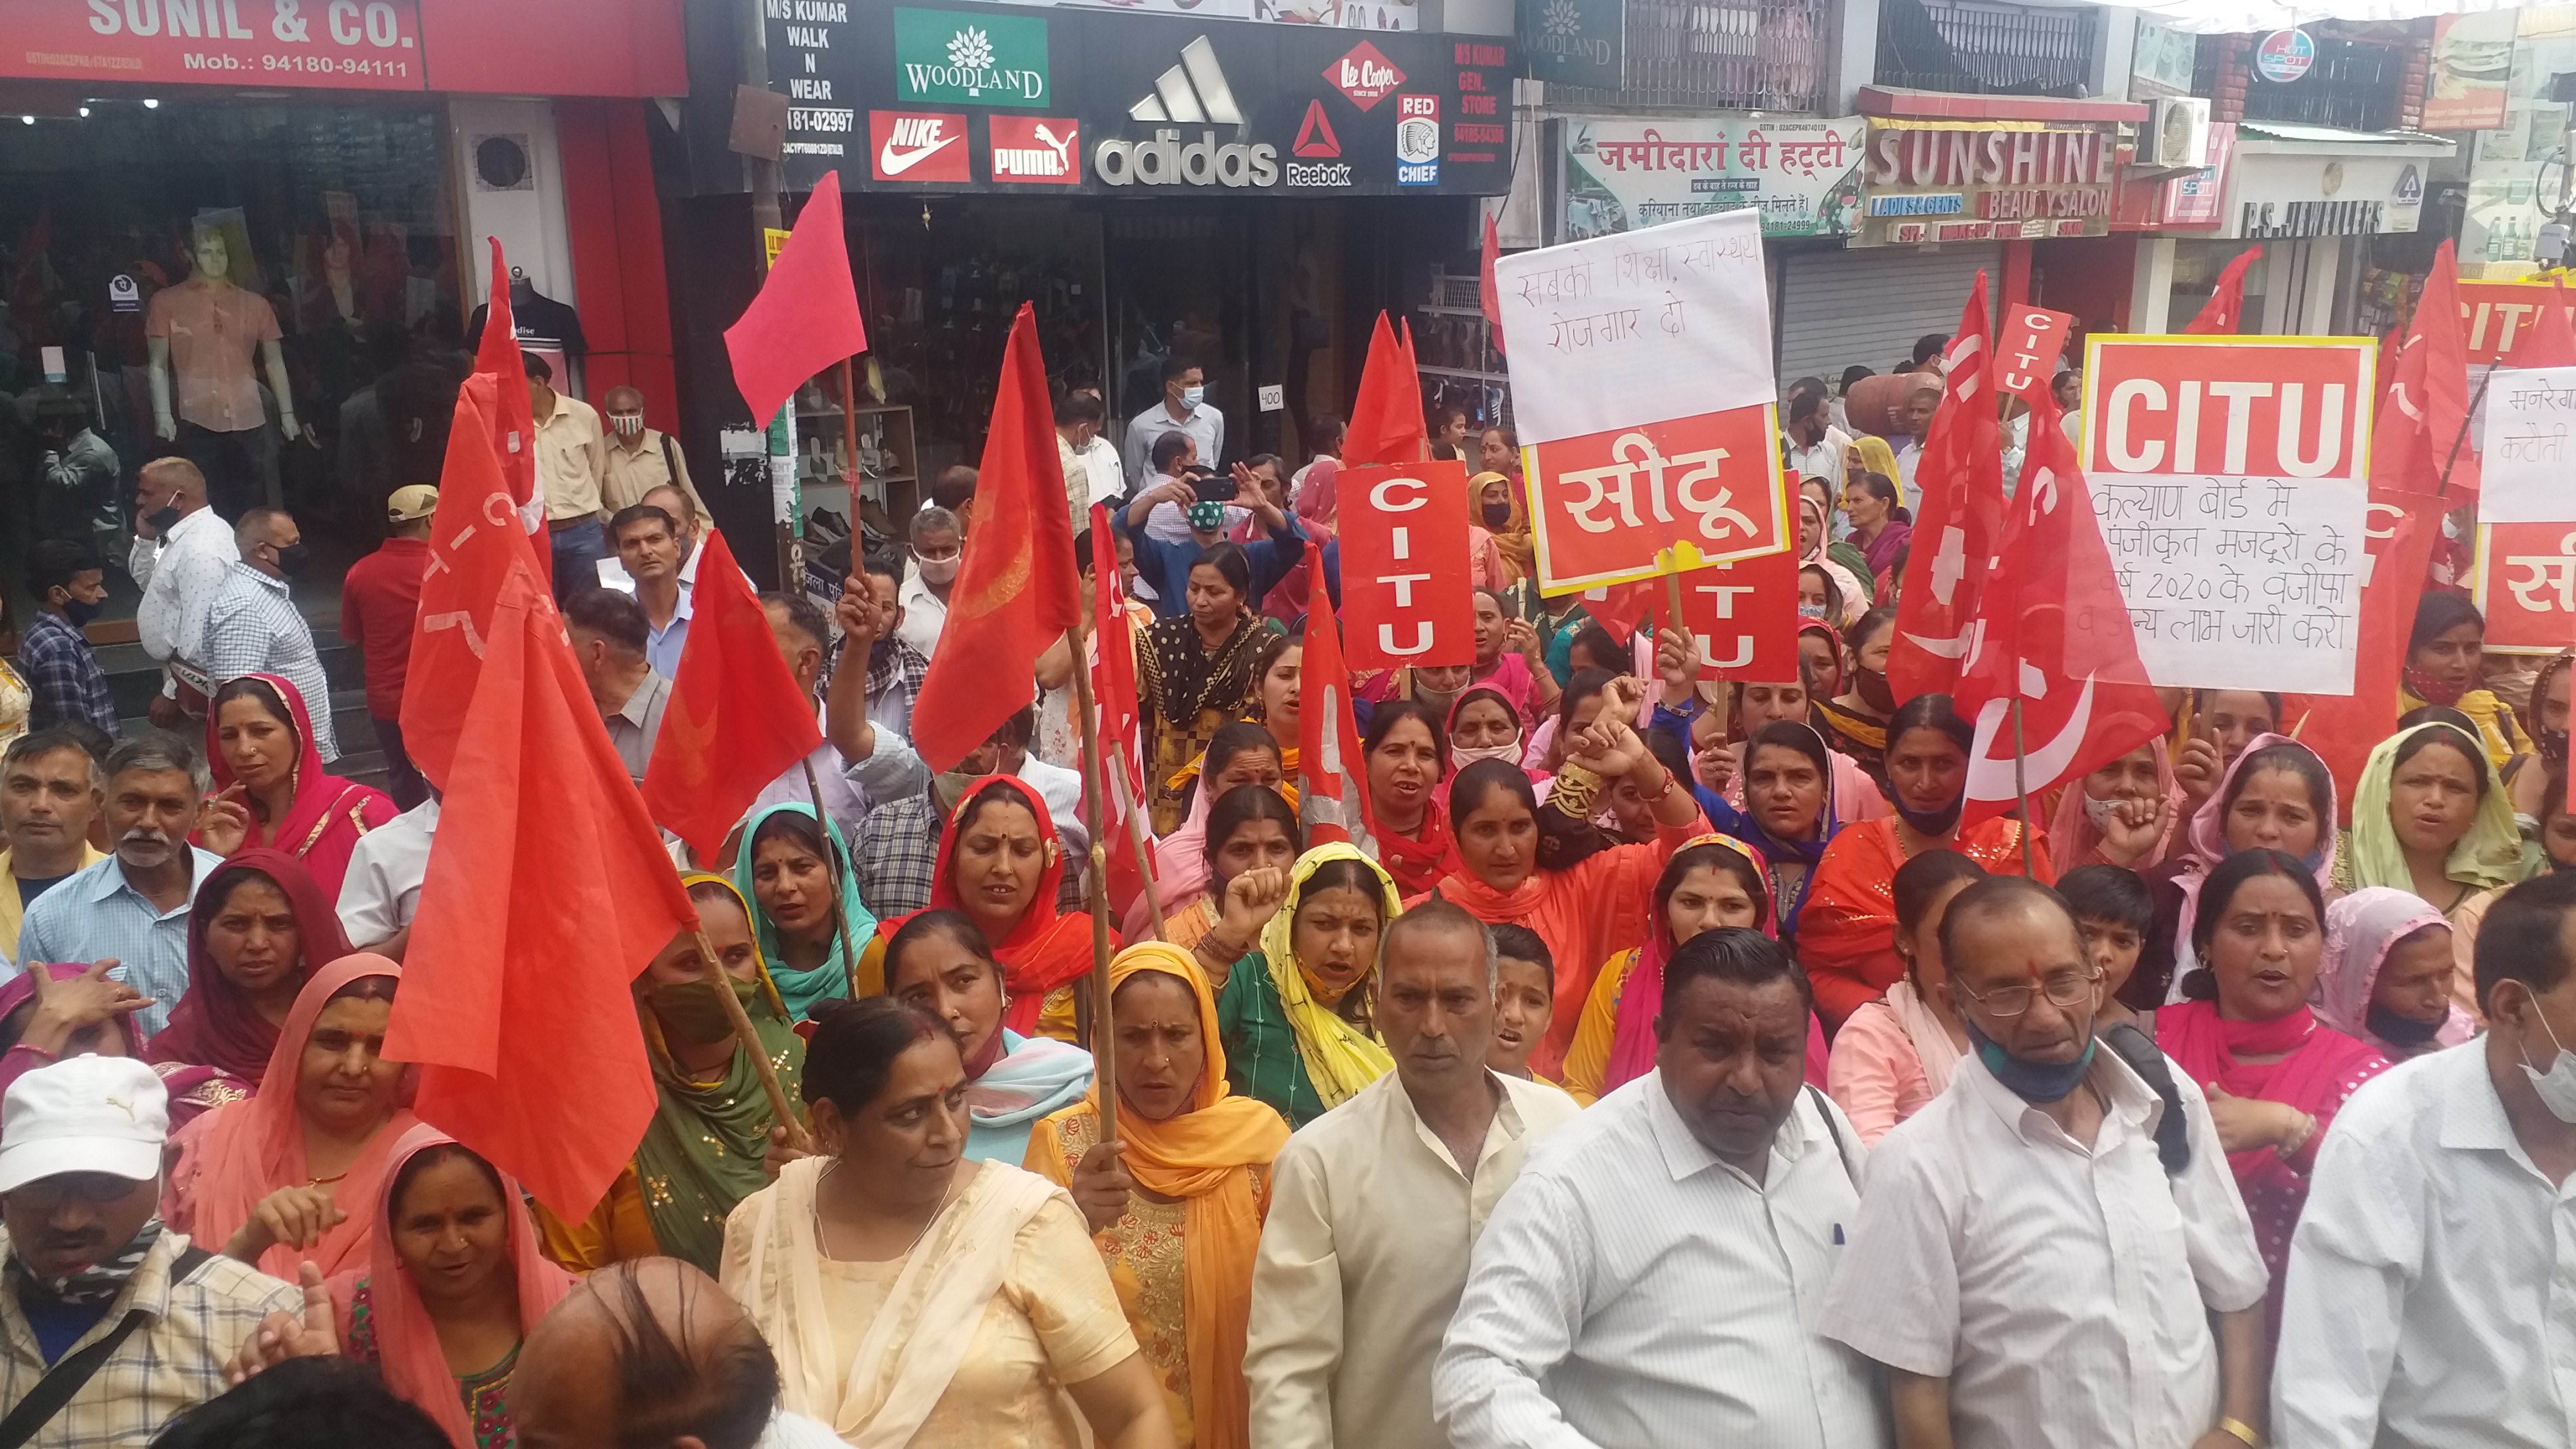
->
[1247,902,1580,1449]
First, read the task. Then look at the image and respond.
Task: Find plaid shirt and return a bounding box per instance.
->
[16,614,116,737]
[854,793,1087,921]
[0,1230,301,1449]
[865,638,930,739]
[197,563,337,760]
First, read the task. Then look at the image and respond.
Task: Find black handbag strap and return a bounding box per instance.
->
[1806,1085,1860,1190]
[0,1245,212,1449]
[2099,1022,2192,1177]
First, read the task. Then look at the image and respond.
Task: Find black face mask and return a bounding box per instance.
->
[2366,1000,2445,1050]
[144,503,182,533]
[1856,666,1898,713]
[1481,501,1513,530]
[271,542,313,579]
[1893,794,1964,838]
[59,595,105,627]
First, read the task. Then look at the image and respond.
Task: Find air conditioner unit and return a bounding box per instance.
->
[2144,96,2212,169]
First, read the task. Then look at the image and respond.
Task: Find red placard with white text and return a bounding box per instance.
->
[4,0,427,89]
[2457,280,2576,366]
[1337,460,1477,670]
[2475,520,2576,653]
[1995,306,2072,408]
[1651,547,1802,682]
[1522,404,1791,593]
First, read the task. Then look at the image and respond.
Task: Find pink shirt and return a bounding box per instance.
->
[1825,997,1940,1145]
[146,278,281,432]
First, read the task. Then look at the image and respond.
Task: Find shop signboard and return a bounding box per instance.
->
[1853,120,2120,247]
[1562,117,1863,240]
[771,1,1509,195]
[1524,0,1622,90]
[976,0,1419,29]
[2079,335,2375,693]
[2425,11,2515,131]
[6,0,427,89]
[2130,17,2198,99]
[2217,145,2433,239]
[2255,28,2317,83]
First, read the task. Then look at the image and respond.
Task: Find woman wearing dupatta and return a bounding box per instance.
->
[534,875,806,1276]
[1812,607,1898,791]
[2162,849,2391,1333]
[887,908,1095,1164]
[862,776,1109,1043]
[1799,694,2054,1029]
[732,802,878,1020]
[1027,945,1289,1449]
[199,674,397,899]
[2044,738,2185,871]
[722,998,1175,1449]
[1824,852,1987,1144]
[1362,702,1456,897]
[2338,719,2530,1015]
[1138,544,1271,835]
[166,954,416,1281]
[2317,889,2478,1060]
[2398,592,2534,768]
[323,1128,575,1448]
[1701,722,1855,951]
[1473,466,1535,585]
[1426,701,1709,1079]
[2127,733,2339,1009]
[1131,724,1286,944]
[146,847,352,1101]
[1195,844,1400,1128]
[0,964,232,1126]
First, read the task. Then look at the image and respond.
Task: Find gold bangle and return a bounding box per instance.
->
[2216,1415,2265,1449]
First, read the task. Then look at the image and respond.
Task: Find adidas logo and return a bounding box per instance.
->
[1129,37,1243,126]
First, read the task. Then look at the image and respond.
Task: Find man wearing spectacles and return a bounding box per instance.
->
[1820,876,2272,1449]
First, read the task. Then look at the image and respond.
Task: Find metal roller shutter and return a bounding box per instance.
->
[1775,244,2004,388]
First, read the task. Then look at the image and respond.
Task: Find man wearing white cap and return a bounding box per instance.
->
[339,483,439,811]
[0,1055,300,1445]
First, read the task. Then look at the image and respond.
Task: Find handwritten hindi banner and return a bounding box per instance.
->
[1564,117,1863,241]
[2478,365,2576,523]
[2081,335,2376,694]
[1336,461,1477,671]
[1492,207,1774,448]
[1523,406,1792,593]
[2476,521,2576,654]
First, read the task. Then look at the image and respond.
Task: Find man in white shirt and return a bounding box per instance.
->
[896,506,960,661]
[335,793,438,956]
[1124,356,1223,491]
[1784,386,1852,491]
[1436,927,1886,1449]
[1247,902,1581,1449]
[2275,872,2576,1449]
[1891,375,1942,510]
[1056,390,1123,538]
[127,457,234,725]
[1822,877,2269,1449]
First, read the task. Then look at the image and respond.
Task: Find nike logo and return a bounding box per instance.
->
[879,122,961,175]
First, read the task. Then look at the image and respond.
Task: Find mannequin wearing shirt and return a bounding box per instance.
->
[148,230,302,448]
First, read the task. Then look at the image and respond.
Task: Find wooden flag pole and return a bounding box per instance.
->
[2011,698,2036,879]
[1062,617,1120,1148]
[799,757,864,998]
[690,927,811,1153]
[1658,549,1729,741]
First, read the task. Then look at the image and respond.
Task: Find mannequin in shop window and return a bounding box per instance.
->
[148,227,302,518]
[466,267,588,363]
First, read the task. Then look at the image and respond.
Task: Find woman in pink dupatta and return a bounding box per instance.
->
[0,965,236,1127]
[2045,738,2186,871]
[2125,733,2338,1010]
[1825,851,1988,1145]
[201,674,398,899]
[165,954,420,1281]
[324,1126,574,1448]
[2317,888,2478,1060]
[2162,849,2390,1334]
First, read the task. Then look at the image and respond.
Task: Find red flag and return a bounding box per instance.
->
[2508,278,2576,368]
[1480,211,1507,356]
[642,528,826,861]
[1297,539,1373,848]
[471,239,537,525]
[1087,506,1154,920]
[912,304,1080,773]
[1344,312,1427,467]
[724,171,870,428]
[2184,245,2262,335]
[1889,276,2007,700]
[2371,240,2476,499]
[1574,577,1661,646]
[401,385,552,792]
[386,566,698,1219]
[2281,490,2445,815]
[1954,387,2168,826]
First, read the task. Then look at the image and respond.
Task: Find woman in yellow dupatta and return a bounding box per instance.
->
[1196,843,1401,1127]
[2398,593,2534,768]
[1027,945,1289,1449]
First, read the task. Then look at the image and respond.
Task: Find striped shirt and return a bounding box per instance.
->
[197,563,338,761]
[0,1230,301,1449]
[12,848,226,1036]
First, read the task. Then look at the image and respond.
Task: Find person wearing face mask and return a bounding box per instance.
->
[597,384,703,518]
[2397,593,2532,769]
[1473,464,1535,585]
[2276,870,2576,1449]
[193,509,337,762]
[1821,878,2269,1449]
[898,506,965,659]
[1800,694,2054,1030]
[1126,356,1224,493]
[2044,739,2184,872]
[17,541,117,737]
[1815,607,1900,795]
[129,458,234,730]
[2508,645,2574,821]
[2317,888,2475,1063]
[534,876,808,1275]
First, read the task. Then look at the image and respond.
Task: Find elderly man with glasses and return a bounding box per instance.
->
[1820,877,2271,1449]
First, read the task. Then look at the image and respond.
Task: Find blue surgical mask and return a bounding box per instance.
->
[1964,1019,2096,1103]
[1181,385,1206,409]
[1798,602,1828,621]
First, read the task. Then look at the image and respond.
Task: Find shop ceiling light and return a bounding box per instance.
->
[78,107,89,117]
[143,98,159,108]
[19,117,32,126]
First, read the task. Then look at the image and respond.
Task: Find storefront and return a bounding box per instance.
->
[659,0,1510,558]
[0,0,684,602]
[2176,122,2451,335]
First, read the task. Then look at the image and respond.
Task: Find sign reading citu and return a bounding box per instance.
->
[894,8,1048,107]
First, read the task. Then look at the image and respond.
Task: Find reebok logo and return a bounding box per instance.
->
[991,116,1081,183]
[1129,36,1243,125]
[869,111,971,183]
[1293,100,1339,158]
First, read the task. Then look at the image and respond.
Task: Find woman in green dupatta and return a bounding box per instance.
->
[532,874,807,1277]
[732,802,876,1021]
[2337,719,2533,1021]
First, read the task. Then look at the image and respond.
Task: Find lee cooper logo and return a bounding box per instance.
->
[991,116,1081,183]
[1326,41,1405,110]
[870,111,971,183]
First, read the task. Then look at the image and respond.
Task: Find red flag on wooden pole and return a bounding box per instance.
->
[1296,538,1373,849]
[911,303,1081,772]
[2183,245,2262,335]
[643,527,826,861]
[1087,505,1156,921]
[724,171,870,428]
[1888,274,2006,700]
[386,565,698,1219]
[1344,313,1427,468]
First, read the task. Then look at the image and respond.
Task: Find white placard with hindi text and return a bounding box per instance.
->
[1491,208,1775,445]
[2479,364,2576,523]
[2091,475,2367,694]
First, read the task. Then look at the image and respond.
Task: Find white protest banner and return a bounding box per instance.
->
[1494,209,1787,592]
[2081,335,2375,695]
[2478,365,2576,523]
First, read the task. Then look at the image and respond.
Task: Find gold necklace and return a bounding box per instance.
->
[811,1160,955,1262]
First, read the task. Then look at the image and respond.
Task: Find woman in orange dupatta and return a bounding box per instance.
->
[1800,695,2054,1029]
[1027,944,1287,1449]
[1422,691,1707,1078]
[165,954,418,1281]
[861,775,1112,1041]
